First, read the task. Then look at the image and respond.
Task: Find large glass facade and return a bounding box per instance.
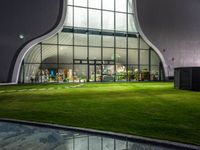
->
[19,0,164,83]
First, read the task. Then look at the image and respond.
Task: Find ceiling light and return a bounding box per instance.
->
[19,34,24,39]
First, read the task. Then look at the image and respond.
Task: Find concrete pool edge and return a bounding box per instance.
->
[0,118,199,150]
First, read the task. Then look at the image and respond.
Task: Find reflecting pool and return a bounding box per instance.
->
[0,121,197,150]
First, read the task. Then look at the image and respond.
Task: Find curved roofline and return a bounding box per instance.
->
[133,0,168,79]
[11,0,67,84]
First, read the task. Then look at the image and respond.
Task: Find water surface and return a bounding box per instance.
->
[0,121,192,150]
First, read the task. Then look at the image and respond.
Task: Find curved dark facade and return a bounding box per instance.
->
[136,0,200,77]
[0,0,64,83]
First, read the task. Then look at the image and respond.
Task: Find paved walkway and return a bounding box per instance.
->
[0,84,84,94]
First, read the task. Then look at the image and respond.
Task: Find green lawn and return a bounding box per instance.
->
[0,82,200,145]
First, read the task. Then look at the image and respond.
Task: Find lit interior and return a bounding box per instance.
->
[19,0,163,83]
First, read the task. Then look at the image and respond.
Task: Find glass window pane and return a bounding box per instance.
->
[64,6,73,26]
[103,36,114,47]
[42,35,57,44]
[103,0,114,10]
[103,48,114,60]
[74,33,87,46]
[116,36,126,48]
[67,0,73,5]
[116,13,127,31]
[59,32,73,45]
[103,11,114,31]
[116,0,127,12]
[74,65,87,82]
[24,45,41,63]
[59,64,73,82]
[128,37,138,48]
[141,65,150,81]
[116,49,126,64]
[89,0,101,9]
[116,67,127,81]
[128,65,138,81]
[116,49,127,81]
[74,7,87,28]
[140,50,149,64]
[41,64,58,83]
[89,48,101,60]
[89,9,101,29]
[128,50,138,64]
[42,45,57,63]
[140,38,150,49]
[59,46,73,63]
[74,0,87,7]
[151,50,160,65]
[89,34,101,46]
[140,65,149,71]
[23,64,41,83]
[128,0,134,13]
[90,65,102,82]
[128,14,137,32]
[151,65,160,81]
[74,47,87,59]
[103,65,114,82]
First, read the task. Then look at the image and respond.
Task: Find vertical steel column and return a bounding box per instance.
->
[149,48,151,81]
[73,135,75,150]
[114,0,116,82]
[94,59,96,82]
[40,43,43,83]
[57,33,59,83]
[159,61,162,81]
[126,0,129,82]
[138,35,141,77]
[72,0,75,83]
[87,57,90,82]
[87,0,90,82]
[101,137,103,150]
[22,60,25,84]
[101,0,103,82]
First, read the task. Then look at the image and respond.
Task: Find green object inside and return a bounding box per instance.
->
[0,82,200,146]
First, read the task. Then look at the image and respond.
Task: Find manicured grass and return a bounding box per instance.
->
[0,82,200,145]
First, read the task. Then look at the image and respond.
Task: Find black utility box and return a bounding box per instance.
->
[174,67,200,90]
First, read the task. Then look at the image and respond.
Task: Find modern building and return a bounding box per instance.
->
[1,0,200,84]
[18,0,164,83]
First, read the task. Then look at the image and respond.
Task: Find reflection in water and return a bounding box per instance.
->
[0,122,178,150]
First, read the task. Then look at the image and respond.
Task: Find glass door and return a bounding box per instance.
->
[89,64,102,82]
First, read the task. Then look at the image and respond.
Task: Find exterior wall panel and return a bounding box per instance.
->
[0,0,64,83]
[136,0,200,77]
